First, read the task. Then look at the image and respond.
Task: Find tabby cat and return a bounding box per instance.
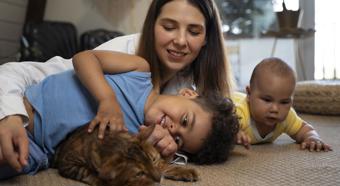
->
[53,124,198,186]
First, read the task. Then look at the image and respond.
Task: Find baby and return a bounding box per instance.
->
[233,57,332,152]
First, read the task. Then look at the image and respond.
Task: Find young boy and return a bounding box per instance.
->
[233,57,332,152]
[0,52,239,179]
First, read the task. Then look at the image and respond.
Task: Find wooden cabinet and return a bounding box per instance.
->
[0,0,28,64]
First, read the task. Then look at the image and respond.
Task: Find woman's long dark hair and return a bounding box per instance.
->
[137,0,234,96]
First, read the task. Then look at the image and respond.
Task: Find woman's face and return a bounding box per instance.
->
[154,0,207,76]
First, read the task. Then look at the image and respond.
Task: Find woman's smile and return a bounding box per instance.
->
[166,49,188,62]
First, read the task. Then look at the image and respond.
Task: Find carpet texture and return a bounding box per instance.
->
[1,114,339,186]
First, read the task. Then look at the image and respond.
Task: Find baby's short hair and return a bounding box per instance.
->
[185,92,239,165]
[250,57,296,88]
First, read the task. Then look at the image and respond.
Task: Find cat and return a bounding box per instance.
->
[52,124,198,186]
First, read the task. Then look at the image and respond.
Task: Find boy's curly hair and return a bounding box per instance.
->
[185,93,239,165]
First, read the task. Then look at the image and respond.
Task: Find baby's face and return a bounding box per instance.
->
[247,74,295,128]
[144,95,212,154]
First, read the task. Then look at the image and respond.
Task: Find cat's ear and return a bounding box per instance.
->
[138,124,156,141]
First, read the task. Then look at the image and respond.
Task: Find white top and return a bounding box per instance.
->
[0,33,192,120]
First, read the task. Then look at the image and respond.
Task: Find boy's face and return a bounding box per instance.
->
[247,73,295,128]
[144,90,212,154]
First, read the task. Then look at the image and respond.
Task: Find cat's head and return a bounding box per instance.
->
[92,124,163,186]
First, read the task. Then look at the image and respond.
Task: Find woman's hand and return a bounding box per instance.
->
[0,115,29,172]
[87,98,127,139]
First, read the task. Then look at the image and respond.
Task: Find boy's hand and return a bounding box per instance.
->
[236,130,251,149]
[140,125,178,158]
[87,100,127,139]
[301,136,332,152]
[0,115,29,172]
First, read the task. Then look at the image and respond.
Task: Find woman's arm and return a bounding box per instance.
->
[0,33,139,121]
[0,57,72,120]
[0,57,71,172]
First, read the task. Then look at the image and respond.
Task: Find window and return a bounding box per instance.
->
[216,0,300,38]
[216,0,276,38]
[315,0,340,79]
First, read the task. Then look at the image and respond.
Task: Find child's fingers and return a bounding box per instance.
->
[17,134,29,166]
[243,142,250,149]
[160,141,177,158]
[236,136,242,144]
[236,132,243,144]
[98,120,109,139]
[315,141,322,152]
[108,123,115,132]
[146,124,169,147]
[88,119,100,133]
[108,119,127,133]
[240,135,248,149]
[155,133,177,157]
[244,136,251,149]
[309,141,316,152]
[0,137,22,172]
[119,125,128,132]
[301,142,307,150]
[109,123,118,132]
[236,132,248,146]
[323,144,332,152]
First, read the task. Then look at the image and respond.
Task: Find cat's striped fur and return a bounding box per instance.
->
[53,124,198,186]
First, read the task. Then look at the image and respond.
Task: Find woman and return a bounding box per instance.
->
[0,0,233,172]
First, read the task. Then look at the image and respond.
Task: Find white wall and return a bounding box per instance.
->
[299,0,315,80]
[227,38,299,90]
[44,0,152,35]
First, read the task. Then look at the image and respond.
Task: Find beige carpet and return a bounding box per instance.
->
[1,114,339,186]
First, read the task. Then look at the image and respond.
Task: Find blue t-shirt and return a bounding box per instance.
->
[25,70,152,157]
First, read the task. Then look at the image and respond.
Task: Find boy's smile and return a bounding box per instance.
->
[158,114,167,127]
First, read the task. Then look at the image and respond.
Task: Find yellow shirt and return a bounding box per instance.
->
[231,92,303,144]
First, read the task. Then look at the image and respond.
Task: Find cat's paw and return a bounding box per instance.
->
[163,167,199,182]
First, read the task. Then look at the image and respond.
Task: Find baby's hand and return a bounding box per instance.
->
[87,100,127,139]
[236,131,250,149]
[300,137,332,152]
